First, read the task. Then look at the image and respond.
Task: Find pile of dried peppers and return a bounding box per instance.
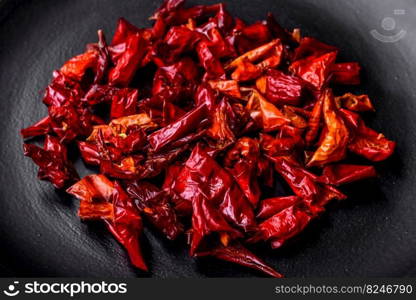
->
[21,0,395,277]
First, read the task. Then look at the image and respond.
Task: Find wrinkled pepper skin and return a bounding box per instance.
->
[23,135,79,188]
[308,89,350,167]
[125,181,183,240]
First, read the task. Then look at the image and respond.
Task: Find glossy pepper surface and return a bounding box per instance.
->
[21,0,395,277]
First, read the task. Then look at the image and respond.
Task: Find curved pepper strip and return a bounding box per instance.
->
[245,88,289,132]
[21,116,51,139]
[66,174,115,219]
[206,99,235,149]
[256,196,301,220]
[260,69,305,106]
[125,181,183,240]
[208,80,242,99]
[105,182,148,271]
[335,93,374,112]
[231,58,262,82]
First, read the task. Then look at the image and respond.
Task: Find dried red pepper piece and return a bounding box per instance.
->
[273,157,320,203]
[125,181,183,240]
[202,27,236,59]
[318,164,377,186]
[293,37,338,61]
[348,121,396,161]
[60,50,99,82]
[42,71,83,107]
[307,89,350,167]
[208,80,241,98]
[330,62,361,85]
[106,181,147,271]
[23,135,79,188]
[231,58,262,82]
[48,105,88,142]
[282,106,308,129]
[83,84,120,105]
[66,174,115,219]
[206,98,235,149]
[171,145,256,232]
[273,156,346,211]
[336,93,374,112]
[258,69,305,106]
[190,192,243,255]
[21,116,51,139]
[67,176,147,271]
[290,51,337,90]
[251,205,313,249]
[245,88,289,132]
[257,196,301,220]
[94,30,110,84]
[157,25,203,64]
[195,242,282,278]
[224,137,261,207]
[152,58,198,104]
[196,40,225,78]
[260,132,302,157]
[266,13,298,47]
[163,164,193,215]
[21,0,396,277]
[111,17,140,46]
[109,32,147,86]
[110,88,139,119]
